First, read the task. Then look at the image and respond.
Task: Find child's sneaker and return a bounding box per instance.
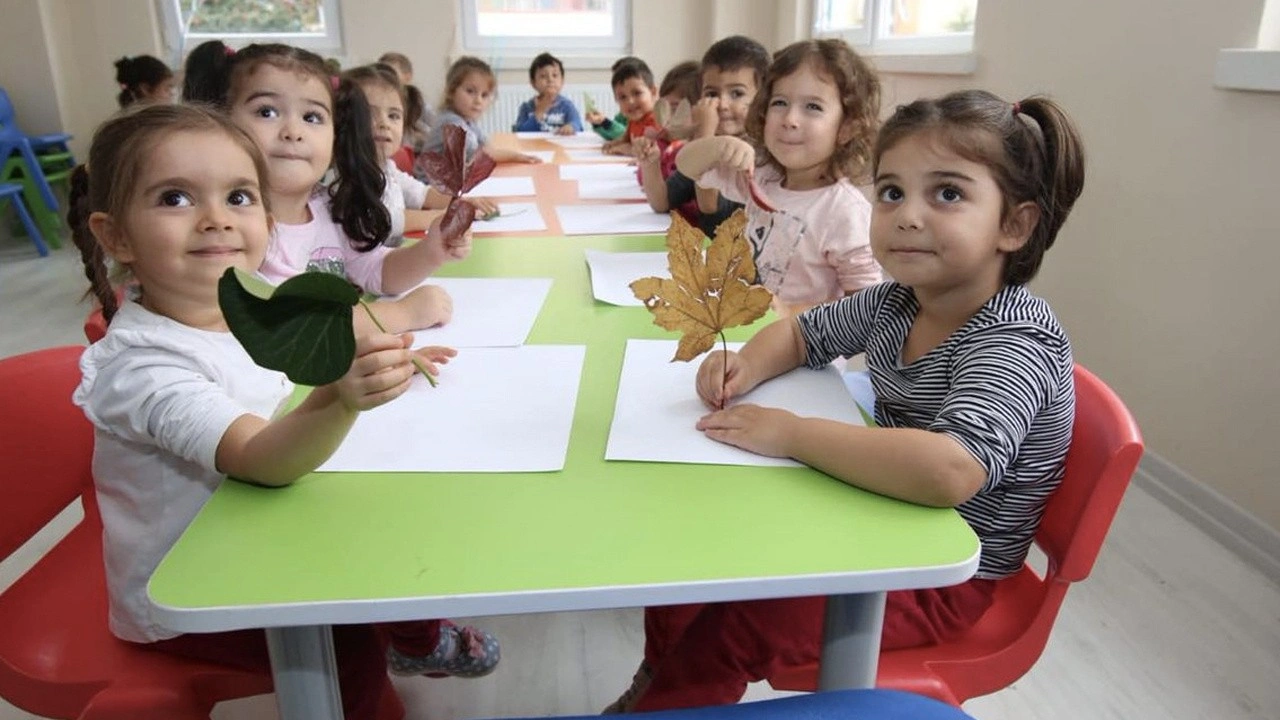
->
[386,620,500,678]
[601,661,653,714]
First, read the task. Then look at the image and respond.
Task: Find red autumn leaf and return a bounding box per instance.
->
[746,175,776,213]
[440,197,476,246]
[418,125,468,196]
[461,150,497,195]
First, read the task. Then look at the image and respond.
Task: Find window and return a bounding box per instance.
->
[459,0,630,60]
[156,0,344,58]
[812,0,977,56]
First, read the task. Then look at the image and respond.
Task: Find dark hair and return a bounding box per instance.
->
[182,42,390,251]
[348,63,404,102]
[659,61,700,101]
[68,104,271,324]
[403,84,427,144]
[442,56,496,111]
[181,40,234,104]
[875,91,1086,286]
[114,55,172,108]
[529,52,565,84]
[746,39,880,183]
[611,59,655,90]
[611,56,643,73]
[702,35,770,90]
[378,52,413,77]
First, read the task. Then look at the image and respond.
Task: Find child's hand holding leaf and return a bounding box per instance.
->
[336,333,416,411]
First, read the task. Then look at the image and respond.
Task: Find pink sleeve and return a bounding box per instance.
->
[696,166,749,204]
[822,186,883,294]
[340,243,393,296]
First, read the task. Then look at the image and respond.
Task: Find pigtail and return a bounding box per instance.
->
[328,76,390,252]
[114,57,138,108]
[181,40,235,105]
[1015,97,1085,256]
[67,165,119,323]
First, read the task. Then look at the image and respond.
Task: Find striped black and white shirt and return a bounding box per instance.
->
[798,282,1075,579]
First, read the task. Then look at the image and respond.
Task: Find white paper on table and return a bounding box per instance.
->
[514,131,554,139]
[559,164,635,182]
[523,150,557,163]
[472,202,547,234]
[555,204,671,235]
[546,132,604,148]
[319,345,586,473]
[606,339,865,467]
[584,250,669,306]
[408,277,551,348]
[464,176,536,197]
[560,164,645,200]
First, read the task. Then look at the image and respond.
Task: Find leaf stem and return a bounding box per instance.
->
[358,299,437,387]
[719,330,728,410]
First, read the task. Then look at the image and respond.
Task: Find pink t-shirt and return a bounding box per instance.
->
[699,165,881,306]
[259,194,392,295]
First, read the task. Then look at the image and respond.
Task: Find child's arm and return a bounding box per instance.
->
[215,332,416,487]
[602,136,635,156]
[379,217,461,295]
[634,137,669,212]
[513,99,535,132]
[357,283,453,333]
[483,143,542,164]
[562,98,585,133]
[677,136,754,183]
[588,112,626,141]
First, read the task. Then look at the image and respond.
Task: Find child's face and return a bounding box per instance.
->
[230,65,334,199]
[613,77,657,121]
[762,63,847,188]
[450,71,494,122]
[96,130,269,314]
[361,81,404,162]
[870,132,1026,297]
[532,63,563,98]
[700,65,757,137]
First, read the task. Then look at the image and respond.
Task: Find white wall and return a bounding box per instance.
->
[4,0,1279,535]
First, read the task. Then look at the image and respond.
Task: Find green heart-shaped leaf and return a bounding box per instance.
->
[218,268,361,386]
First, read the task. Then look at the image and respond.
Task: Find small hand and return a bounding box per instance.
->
[445,229,472,260]
[692,97,719,138]
[517,152,543,164]
[715,136,755,174]
[695,404,798,458]
[556,125,576,136]
[695,350,755,409]
[412,345,457,376]
[585,109,605,125]
[335,333,415,411]
[632,136,660,166]
[402,284,453,328]
[465,196,500,219]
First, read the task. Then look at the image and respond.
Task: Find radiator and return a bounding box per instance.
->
[479,83,619,136]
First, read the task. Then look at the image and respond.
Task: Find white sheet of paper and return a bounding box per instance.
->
[523,150,557,163]
[546,132,604,148]
[559,163,636,182]
[472,202,547,234]
[563,148,630,163]
[465,176,536,197]
[514,131,554,139]
[408,277,551,348]
[584,250,669,306]
[555,204,671,235]
[319,345,586,473]
[606,340,865,467]
[560,163,645,200]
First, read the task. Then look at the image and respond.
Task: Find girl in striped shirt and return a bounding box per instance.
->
[606,90,1087,712]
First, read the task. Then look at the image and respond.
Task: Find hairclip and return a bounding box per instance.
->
[119,83,129,90]
[224,45,236,57]
[330,75,340,91]
[1011,101,1022,115]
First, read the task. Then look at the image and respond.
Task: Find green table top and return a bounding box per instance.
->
[150,234,979,632]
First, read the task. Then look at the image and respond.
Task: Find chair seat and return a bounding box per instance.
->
[0,518,271,718]
[493,689,974,719]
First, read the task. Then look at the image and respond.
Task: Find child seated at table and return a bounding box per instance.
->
[513,52,584,135]
[637,36,769,237]
[585,56,643,141]
[423,56,542,164]
[345,63,498,245]
[604,88,1086,713]
[378,51,437,154]
[69,103,495,720]
[600,59,661,156]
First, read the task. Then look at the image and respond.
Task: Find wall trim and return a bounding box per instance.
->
[1135,450,1280,587]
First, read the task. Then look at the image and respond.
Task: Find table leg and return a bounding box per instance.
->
[818,591,887,690]
[266,625,345,720]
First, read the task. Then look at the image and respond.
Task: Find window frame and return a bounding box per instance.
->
[811,0,976,57]
[156,0,345,60]
[457,0,631,61]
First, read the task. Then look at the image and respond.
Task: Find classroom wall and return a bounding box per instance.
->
[2,0,1279,536]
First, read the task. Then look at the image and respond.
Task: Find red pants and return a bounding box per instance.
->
[633,579,996,712]
[145,620,442,720]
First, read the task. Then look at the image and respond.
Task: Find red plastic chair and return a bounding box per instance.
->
[391,144,414,174]
[0,346,273,719]
[769,364,1144,705]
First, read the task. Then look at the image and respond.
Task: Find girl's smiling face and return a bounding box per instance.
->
[229,65,334,199]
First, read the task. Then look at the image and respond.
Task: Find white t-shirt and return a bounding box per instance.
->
[73,300,292,642]
[381,159,431,243]
[699,165,882,305]
[258,194,393,294]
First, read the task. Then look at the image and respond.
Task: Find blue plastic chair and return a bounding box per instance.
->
[0,182,47,256]
[0,88,65,217]
[0,87,73,156]
[488,689,975,720]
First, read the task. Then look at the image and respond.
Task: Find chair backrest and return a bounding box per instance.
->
[1036,364,1144,583]
[0,346,94,559]
[0,87,14,127]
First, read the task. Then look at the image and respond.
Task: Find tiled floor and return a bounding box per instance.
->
[2,237,1278,719]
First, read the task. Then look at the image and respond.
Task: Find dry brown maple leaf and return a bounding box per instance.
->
[630,210,773,362]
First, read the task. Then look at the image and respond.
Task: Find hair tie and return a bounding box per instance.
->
[330,75,340,91]
[224,45,236,57]
[119,83,129,90]
[1011,101,1022,115]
